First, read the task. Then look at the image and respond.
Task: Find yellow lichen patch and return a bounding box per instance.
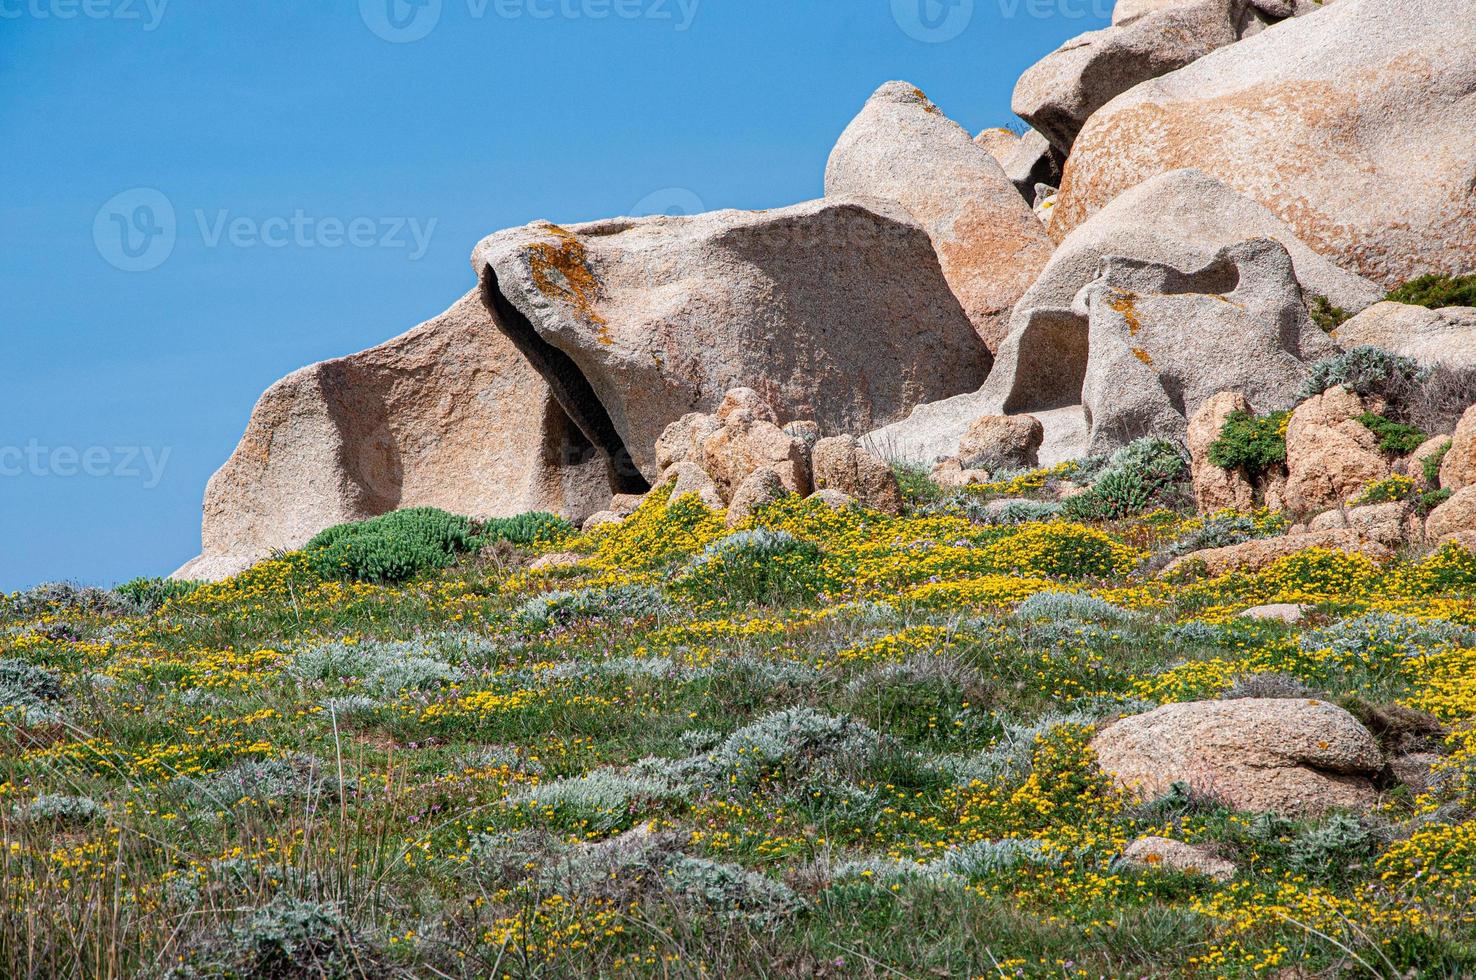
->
[1132,347,1154,366]
[1107,289,1142,336]
[526,223,611,342]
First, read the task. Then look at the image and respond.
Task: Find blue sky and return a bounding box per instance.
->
[0,0,1108,592]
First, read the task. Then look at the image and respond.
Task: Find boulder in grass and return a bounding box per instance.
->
[1092,698,1384,817]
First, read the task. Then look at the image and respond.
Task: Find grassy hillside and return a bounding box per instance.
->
[3,468,1475,977]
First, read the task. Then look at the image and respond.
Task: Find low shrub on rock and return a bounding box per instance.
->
[1300,346,1429,403]
[1386,273,1476,309]
[1208,410,1290,480]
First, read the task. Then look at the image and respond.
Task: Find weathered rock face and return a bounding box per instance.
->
[957,415,1044,472]
[1112,0,1325,25]
[1163,528,1392,577]
[1402,435,1455,491]
[811,436,903,515]
[1283,387,1391,516]
[1188,392,1257,514]
[825,82,1054,351]
[1077,239,1336,454]
[1014,0,1270,155]
[474,198,989,484]
[1337,302,1476,370]
[864,170,1377,468]
[174,291,615,582]
[1053,0,1476,288]
[1441,407,1476,492]
[1091,699,1385,817]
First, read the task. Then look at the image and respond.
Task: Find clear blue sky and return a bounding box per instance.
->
[0,0,1108,593]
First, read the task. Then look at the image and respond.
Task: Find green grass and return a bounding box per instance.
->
[2,493,1474,978]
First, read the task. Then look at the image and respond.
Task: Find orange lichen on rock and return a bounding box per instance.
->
[526,223,611,343]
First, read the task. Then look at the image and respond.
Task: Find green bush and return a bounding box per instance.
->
[891,461,944,506]
[1386,273,1476,310]
[479,511,574,547]
[1308,295,1353,333]
[1423,440,1453,488]
[1358,413,1428,454]
[1420,489,1454,516]
[1063,439,1187,521]
[1301,346,1429,402]
[304,508,480,583]
[114,577,200,613]
[1207,410,1290,479]
[675,529,826,606]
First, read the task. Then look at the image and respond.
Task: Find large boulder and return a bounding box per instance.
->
[1076,239,1335,453]
[1188,391,1257,513]
[825,82,1054,351]
[1091,699,1384,816]
[1014,0,1272,155]
[474,198,989,484]
[863,170,1377,467]
[1052,0,1476,288]
[1336,302,1476,371]
[174,291,614,582]
[1283,387,1391,516]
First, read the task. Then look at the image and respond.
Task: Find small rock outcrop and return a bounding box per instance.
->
[647,389,901,524]
[1282,387,1391,517]
[1426,487,1476,545]
[826,82,1054,351]
[1053,0,1476,289]
[811,436,903,516]
[1163,529,1392,577]
[1187,392,1256,514]
[956,415,1044,473]
[1335,302,1476,370]
[174,291,615,582]
[1121,837,1237,882]
[1440,406,1476,493]
[475,197,989,484]
[1091,699,1385,817]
